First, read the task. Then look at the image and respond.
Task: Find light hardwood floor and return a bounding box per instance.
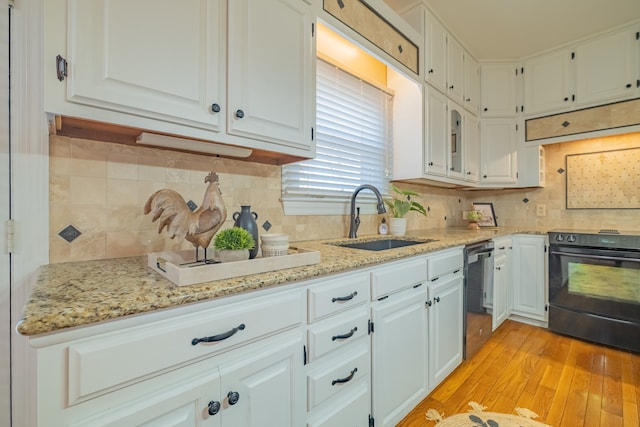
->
[397,320,640,427]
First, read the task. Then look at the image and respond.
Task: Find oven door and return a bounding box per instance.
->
[549,244,640,323]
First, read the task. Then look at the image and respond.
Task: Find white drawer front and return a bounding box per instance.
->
[306,379,370,427]
[307,306,369,361]
[427,248,464,280]
[307,341,370,411]
[371,257,427,299]
[307,272,370,322]
[67,289,303,404]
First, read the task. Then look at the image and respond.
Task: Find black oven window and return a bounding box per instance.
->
[567,261,639,305]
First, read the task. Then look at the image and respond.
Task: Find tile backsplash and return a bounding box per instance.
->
[49,131,640,263]
[49,135,466,263]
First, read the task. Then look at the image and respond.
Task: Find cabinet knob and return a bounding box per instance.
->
[564,97,569,101]
[426,300,432,307]
[483,174,488,178]
[496,266,501,271]
[483,107,488,112]
[466,98,471,102]
[227,391,240,405]
[434,296,440,303]
[467,171,471,175]
[235,109,245,119]
[211,103,221,113]
[428,162,434,166]
[626,83,633,88]
[207,400,221,416]
[428,68,434,74]
[449,85,454,90]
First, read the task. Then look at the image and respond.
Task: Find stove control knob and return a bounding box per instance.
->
[567,235,577,243]
[555,234,564,242]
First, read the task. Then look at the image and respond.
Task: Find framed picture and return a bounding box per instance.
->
[472,202,498,227]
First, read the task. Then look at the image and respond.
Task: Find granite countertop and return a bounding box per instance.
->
[18,227,547,336]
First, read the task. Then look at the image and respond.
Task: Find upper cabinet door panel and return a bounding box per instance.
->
[575,26,639,106]
[463,55,480,114]
[523,48,573,116]
[425,12,447,93]
[480,63,516,117]
[68,0,222,129]
[227,0,313,150]
[447,37,464,104]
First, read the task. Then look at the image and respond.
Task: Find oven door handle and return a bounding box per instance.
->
[550,251,640,263]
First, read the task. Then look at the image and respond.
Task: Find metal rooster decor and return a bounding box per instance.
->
[144,171,227,261]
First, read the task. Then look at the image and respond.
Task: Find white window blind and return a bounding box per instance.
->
[282,59,393,215]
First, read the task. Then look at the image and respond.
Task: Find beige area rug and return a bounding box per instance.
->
[426,402,552,427]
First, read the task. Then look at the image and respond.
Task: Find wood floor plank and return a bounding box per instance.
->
[397,320,640,427]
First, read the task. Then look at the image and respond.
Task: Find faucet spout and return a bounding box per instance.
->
[348,184,387,238]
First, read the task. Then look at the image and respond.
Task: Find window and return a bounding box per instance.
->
[282,59,393,215]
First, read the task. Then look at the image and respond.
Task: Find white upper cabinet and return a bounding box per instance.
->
[424,86,449,177]
[48,0,223,130]
[480,118,518,186]
[463,54,480,114]
[44,0,315,160]
[523,48,574,116]
[575,25,639,107]
[425,11,448,94]
[480,63,517,117]
[447,36,465,104]
[463,112,480,183]
[227,0,313,149]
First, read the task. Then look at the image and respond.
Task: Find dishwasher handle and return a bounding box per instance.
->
[467,249,493,264]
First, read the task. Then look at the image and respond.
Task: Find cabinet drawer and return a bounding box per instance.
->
[306,380,370,427]
[427,249,463,280]
[67,289,303,404]
[307,306,369,362]
[307,341,370,411]
[308,272,370,322]
[371,257,427,299]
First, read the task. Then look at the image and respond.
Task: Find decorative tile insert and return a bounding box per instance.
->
[522,198,529,203]
[187,200,198,211]
[59,225,82,243]
[557,168,565,174]
[262,220,272,231]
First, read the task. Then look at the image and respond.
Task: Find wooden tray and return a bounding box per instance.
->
[147,247,321,286]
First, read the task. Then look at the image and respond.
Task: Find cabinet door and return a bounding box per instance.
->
[447,37,465,104]
[480,118,517,185]
[424,12,447,93]
[424,87,449,177]
[464,112,480,183]
[575,26,639,106]
[68,366,222,427]
[220,331,305,427]
[227,0,313,150]
[371,285,428,427]
[524,48,574,115]
[306,380,370,427]
[480,63,517,117]
[219,331,304,427]
[511,235,547,321]
[493,253,509,330]
[428,274,463,389]
[448,102,465,180]
[464,55,480,114]
[61,0,222,129]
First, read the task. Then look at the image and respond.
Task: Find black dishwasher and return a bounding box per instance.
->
[464,240,494,359]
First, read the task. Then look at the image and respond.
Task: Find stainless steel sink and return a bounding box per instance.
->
[332,238,437,251]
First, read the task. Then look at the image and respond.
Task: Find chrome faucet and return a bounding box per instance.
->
[348,184,387,238]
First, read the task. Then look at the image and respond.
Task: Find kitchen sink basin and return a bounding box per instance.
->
[332,238,437,251]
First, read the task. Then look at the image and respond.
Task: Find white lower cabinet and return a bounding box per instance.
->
[511,235,547,322]
[371,284,429,427]
[492,237,512,330]
[31,250,471,427]
[426,249,464,389]
[305,271,372,426]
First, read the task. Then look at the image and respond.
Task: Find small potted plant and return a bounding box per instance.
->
[385,184,427,235]
[214,227,256,263]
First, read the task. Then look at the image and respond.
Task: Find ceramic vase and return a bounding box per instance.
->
[233,205,259,259]
[389,217,407,236]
